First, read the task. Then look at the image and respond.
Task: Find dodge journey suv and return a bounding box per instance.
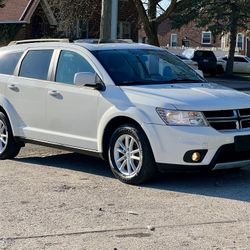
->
[0,39,250,184]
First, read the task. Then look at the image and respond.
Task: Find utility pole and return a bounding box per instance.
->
[99,0,112,42]
[111,0,118,40]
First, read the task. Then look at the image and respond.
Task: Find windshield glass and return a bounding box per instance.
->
[93,49,204,86]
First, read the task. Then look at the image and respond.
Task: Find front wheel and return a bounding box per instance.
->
[108,124,156,185]
[0,112,21,160]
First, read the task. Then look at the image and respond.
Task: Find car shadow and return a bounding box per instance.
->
[16,152,113,178]
[16,152,250,203]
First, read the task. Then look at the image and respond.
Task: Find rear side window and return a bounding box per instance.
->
[234,57,248,62]
[19,50,53,80]
[194,51,216,61]
[0,51,23,75]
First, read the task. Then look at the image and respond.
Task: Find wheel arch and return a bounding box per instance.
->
[100,116,154,161]
[0,105,17,137]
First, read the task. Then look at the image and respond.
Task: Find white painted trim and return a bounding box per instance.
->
[19,0,57,25]
[19,0,33,21]
[236,33,244,50]
[170,33,177,47]
[201,31,212,45]
[40,0,57,26]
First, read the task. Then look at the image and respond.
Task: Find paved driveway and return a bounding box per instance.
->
[0,144,250,249]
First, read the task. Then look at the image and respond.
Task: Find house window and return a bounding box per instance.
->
[170,34,177,47]
[76,19,89,38]
[202,31,212,44]
[237,33,244,50]
[118,22,131,39]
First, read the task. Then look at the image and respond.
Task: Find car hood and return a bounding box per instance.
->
[120,82,250,111]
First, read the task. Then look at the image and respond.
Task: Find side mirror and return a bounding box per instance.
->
[74,72,105,91]
[74,72,96,86]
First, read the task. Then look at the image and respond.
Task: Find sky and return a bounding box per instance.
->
[161,0,170,9]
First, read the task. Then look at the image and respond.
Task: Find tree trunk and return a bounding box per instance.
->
[225,8,238,76]
[147,21,159,46]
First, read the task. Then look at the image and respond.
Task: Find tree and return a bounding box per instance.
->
[48,0,99,39]
[0,0,4,8]
[172,0,250,76]
[132,0,182,46]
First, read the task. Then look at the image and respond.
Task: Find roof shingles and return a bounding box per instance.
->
[0,0,32,22]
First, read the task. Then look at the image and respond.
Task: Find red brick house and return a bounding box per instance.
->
[139,20,250,57]
[0,0,57,44]
[0,0,139,44]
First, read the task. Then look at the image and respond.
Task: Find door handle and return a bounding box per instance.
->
[48,90,59,97]
[8,84,18,91]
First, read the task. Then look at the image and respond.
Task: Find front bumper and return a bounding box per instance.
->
[143,123,250,170]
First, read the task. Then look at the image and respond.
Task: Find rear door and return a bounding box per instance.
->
[6,49,54,140]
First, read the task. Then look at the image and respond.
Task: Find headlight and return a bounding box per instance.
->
[156,108,208,126]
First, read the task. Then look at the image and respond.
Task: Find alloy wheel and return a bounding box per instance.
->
[113,134,142,176]
[0,120,8,154]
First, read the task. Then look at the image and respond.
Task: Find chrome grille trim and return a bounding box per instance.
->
[203,109,250,131]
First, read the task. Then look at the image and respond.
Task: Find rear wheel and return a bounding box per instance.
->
[0,112,21,159]
[108,124,156,185]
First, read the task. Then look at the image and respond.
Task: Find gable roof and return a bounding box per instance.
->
[0,0,57,25]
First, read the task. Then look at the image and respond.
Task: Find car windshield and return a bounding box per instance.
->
[93,49,204,86]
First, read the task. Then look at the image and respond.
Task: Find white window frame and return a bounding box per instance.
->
[202,31,212,44]
[118,21,131,39]
[237,33,244,50]
[170,34,177,47]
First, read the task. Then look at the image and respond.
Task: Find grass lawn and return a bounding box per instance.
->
[233,74,250,81]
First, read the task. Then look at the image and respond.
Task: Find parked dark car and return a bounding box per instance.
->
[182,49,217,75]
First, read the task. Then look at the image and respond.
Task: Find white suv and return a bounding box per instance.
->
[1,40,250,184]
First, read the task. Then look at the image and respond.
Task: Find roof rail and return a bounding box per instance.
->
[8,39,70,46]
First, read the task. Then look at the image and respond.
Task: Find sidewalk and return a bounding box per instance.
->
[206,77,250,91]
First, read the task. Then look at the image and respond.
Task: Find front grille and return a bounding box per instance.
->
[203,109,250,131]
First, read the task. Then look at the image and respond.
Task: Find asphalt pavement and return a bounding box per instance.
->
[0,144,250,250]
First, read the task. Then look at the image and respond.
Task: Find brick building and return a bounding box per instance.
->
[0,0,138,44]
[0,0,57,45]
[139,20,250,57]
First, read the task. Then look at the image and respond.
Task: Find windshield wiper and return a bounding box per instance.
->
[117,80,156,86]
[117,79,204,86]
[158,79,204,83]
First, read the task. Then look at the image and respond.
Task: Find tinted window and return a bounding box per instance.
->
[0,51,23,75]
[94,49,204,86]
[19,50,53,80]
[234,57,248,62]
[194,51,216,61]
[56,50,95,84]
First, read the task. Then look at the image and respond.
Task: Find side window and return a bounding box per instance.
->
[19,50,53,80]
[234,57,247,62]
[55,50,95,85]
[0,52,23,75]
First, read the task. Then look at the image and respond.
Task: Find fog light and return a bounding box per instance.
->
[192,152,201,162]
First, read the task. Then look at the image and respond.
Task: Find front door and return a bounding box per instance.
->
[46,50,100,150]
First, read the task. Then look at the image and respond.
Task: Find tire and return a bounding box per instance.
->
[108,124,156,185]
[217,65,224,74]
[0,112,21,160]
